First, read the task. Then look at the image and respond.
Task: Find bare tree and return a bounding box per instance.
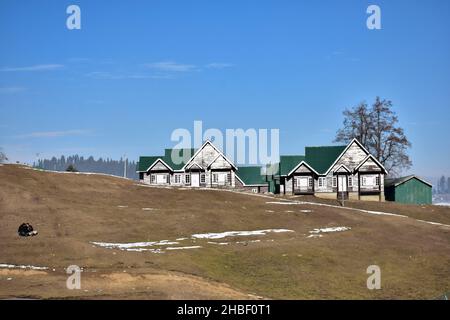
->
[335,97,411,176]
[0,148,7,163]
[335,102,372,146]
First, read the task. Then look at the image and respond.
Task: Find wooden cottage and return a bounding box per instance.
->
[137,140,270,192]
[276,139,387,201]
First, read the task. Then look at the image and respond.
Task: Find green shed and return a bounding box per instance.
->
[384,175,432,205]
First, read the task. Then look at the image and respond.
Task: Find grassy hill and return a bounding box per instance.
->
[0,164,449,299]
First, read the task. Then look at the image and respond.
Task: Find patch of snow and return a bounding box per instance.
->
[265,210,275,213]
[191,229,294,240]
[117,205,128,208]
[90,240,179,249]
[285,210,294,213]
[434,203,450,207]
[309,227,351,234]
[208,242,230,246]
[142,208,157,211]
[266,201,298,205]
[307,234,323,239]
[165,246,202,251]
[301,210,313,213]
[0,263,48,270]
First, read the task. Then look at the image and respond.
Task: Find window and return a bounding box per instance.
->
[212,173,218,183]
[185,174,190,184]
[200,174,205,184]
[362,177,367,186]
[348,176,353,187]
[375,176,380,186]
[308,177,313,188]
[252,188,258,193]
[174,174,181,184]
[318,177,325,187]
[151,174,155,183]
[227,172,232,184]
[332,177,337,187]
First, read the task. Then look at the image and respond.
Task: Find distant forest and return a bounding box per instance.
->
[34,155,138,180]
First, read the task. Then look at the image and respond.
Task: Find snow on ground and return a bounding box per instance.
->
[0,263,48,270]
[301,210,313,213]
[309,226,351,234]
[268,200,450,228]
[307,234,323,239]
[91,228,294,253]
[166,246,202,251]
[434,203,450,207]
[191,229,294,240]
[142,208,157,211]
[91,240,179,249]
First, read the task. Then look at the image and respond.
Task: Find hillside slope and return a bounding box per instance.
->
[0,164,449,299]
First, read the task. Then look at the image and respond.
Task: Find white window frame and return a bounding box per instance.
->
[348,176,353,187]
[227,172,232,184]
[185,174,191,184]
[151,174,156,184]
[212,173,218,183]
[200,173,205,184]
[308,177,313,188]
[375,176,380,186]
[318,177,325,187]
[332,177,337,187]
[175,174,181,184]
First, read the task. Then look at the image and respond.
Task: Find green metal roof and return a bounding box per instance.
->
[385,175,432,188]
[279,155,305,176]
[236,166,267,185]
[137,156,162,172]
[137,148,197,172]
[164,148,197,170]
[305,145,346,174]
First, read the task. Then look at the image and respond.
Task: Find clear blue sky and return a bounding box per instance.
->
[1,0,449,178]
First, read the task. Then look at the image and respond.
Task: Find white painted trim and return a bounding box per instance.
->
[354,154,387,174]
[183,140,237,170]
[146,158,173,172]
[324,138,370,176]
[287,161,319,177]
[206,153,235,170]
[333,164,351,174]
[186,162,204,170]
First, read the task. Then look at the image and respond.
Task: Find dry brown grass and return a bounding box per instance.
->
[0,165,449,300]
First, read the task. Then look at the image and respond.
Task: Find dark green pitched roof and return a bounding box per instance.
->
[305,145,346,174]
[137,156,162,172]
[385,175,432,188]
[236,166,267,185]
[164,148,197,170]
[279,155,305,176]
[137,148,197,172]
